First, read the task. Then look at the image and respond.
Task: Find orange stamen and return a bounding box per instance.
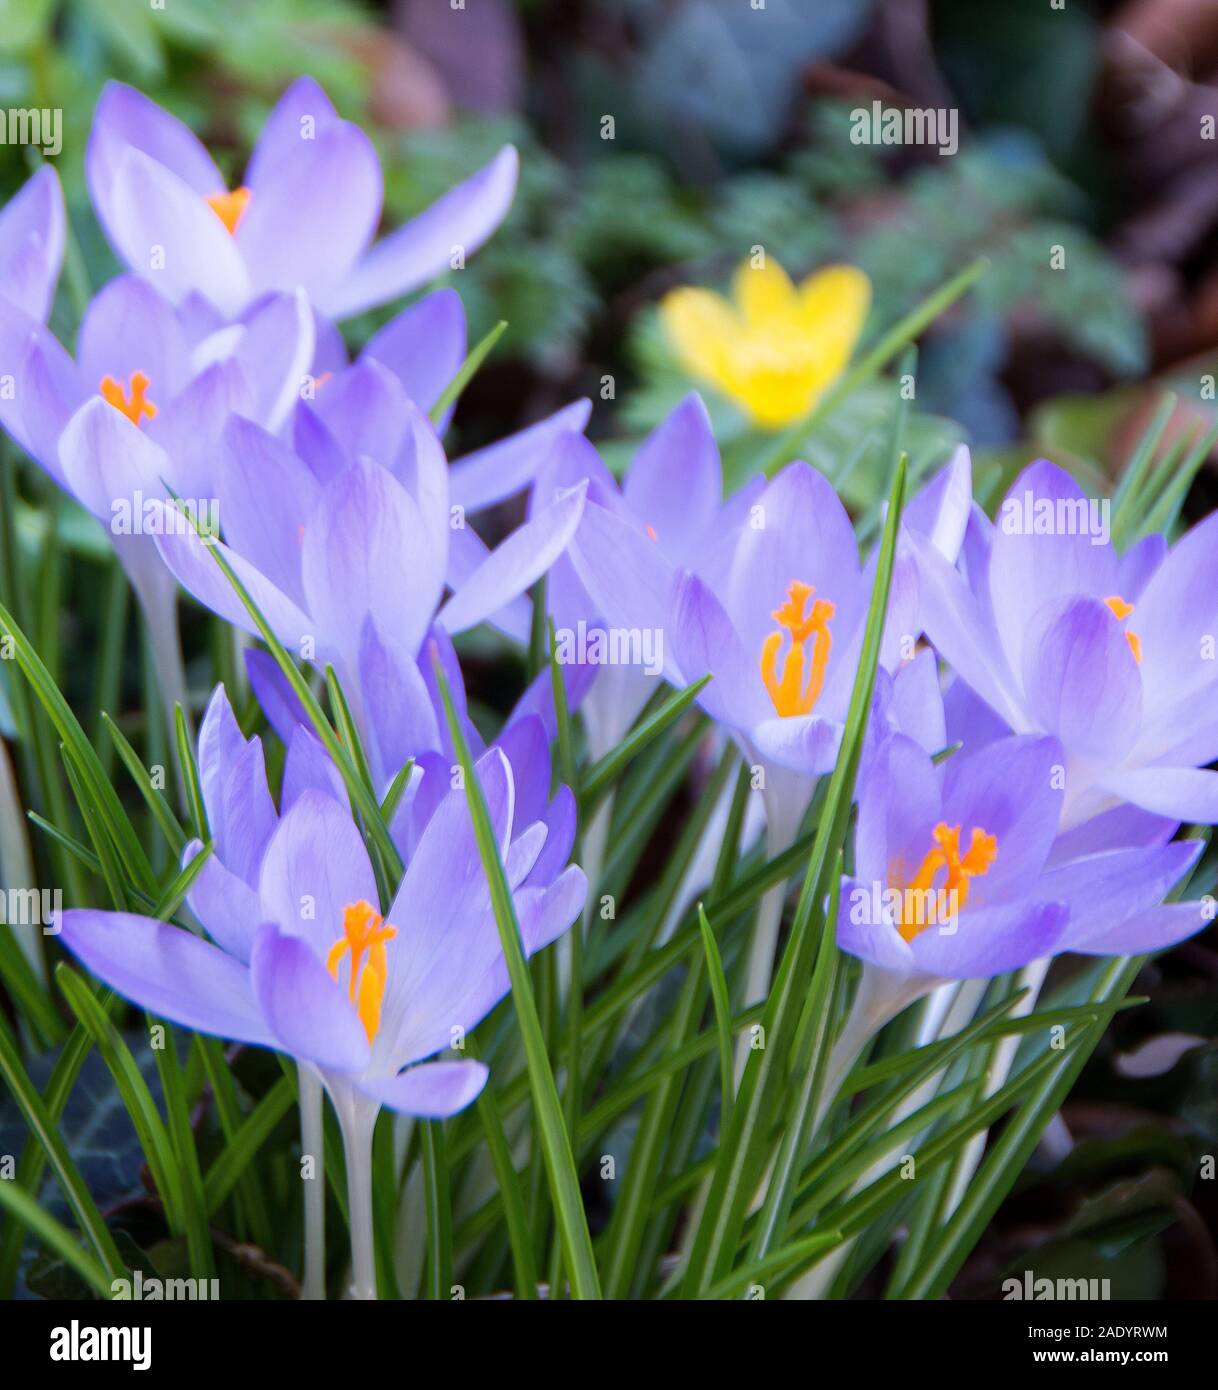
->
[99,371,157,426]
[326,900,398,1043]
[206,186,251,235]
[896,821,997,943]
[760,579,835,717]
[1104,594,1142,664]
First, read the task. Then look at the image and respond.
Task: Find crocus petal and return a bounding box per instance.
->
[0,166,65,321]
[88,82,224,202]
[245,76,340,190]
[153,511,313,651]
[110,148,250,315]
[76,273,192,399]
[183,841,260,963]
[16,326,84,480]
[836,876,918,976]
[318,146,519,320]
[145,358,253,502]
[1118,533,1166,602]
[1021,595,1142,762]
[58,909,275,1047]
[560,493,674,661]
[58,397,172,522]
[1044,840,1203,952]
[362,288,466,416]
[446,524,531,644]
[449,400,593,513]
[282,724,347,813]
[216,415,321,608]
[439,482,588,634]
[1129,509,1218,715]
[301,458,434,669]
[250,922,371,1071]
[909,900,1067,979]
[196,684,276,881]
[494,714,550,827]
[1070,900,1213,955]
[751,716,842,775]
[940,734,1064,904]
[622,394,721,562]
[358,615,442,783]
[902,445,972,565]
[356,1060,488,1117]
[1100,765,1218,823]
[238,122,382,302]
[855,734,941,890]
[245,648,311,746]
[988,459,1118,680]
[258,789,379,954]
[230,288,316,431]
[668,569,764,723]
[889,648,946,756]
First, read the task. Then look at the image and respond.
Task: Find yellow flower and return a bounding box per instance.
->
[659,258,871,429]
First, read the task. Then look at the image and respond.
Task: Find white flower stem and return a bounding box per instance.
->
[332,1087,379,1300]
[298,1066,326,1301]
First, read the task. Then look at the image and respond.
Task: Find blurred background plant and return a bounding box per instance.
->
[1,0,1216,1299]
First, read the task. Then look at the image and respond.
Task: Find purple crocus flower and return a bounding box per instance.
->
[839,731,1207,1000]
[149,406,587,787]
[59,746,586,1298]
[916,459,1218,830]
[86,77,518,320]
[0,272,314,718]
[0,165,64,321]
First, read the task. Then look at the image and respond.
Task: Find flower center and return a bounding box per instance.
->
[206,186,251,235]
[99,371,157,426]
[894,821,997,943]
[1103,594,1141,664]
[760,579,835,717]
[326,899,398,1044]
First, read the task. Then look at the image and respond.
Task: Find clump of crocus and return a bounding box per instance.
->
[658,258,870,428]
[59,749,586,1299]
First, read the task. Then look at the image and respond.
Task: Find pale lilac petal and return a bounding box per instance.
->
[282,725,346,813]
[446,523,531,644]
[257,789,378,956]
[250,922,371,1071]
[989,460,1118,679]
[855,734,940,890]
[12,322,83,477]
[1047,802,1177,864]
[750,716,842,774]
[358,616,442,782]
[215,415,321,608]
[76,273,191,398]
[356,1060,488,1117]
[439,482,587,634]
[1071,900,1212,955]
[560,493,674,652]
[1021,596,1142,762]
[58,909,274,1047]
[183,840,260,963]
[902,445,972,565]
[0,166,65,321]
[449,400,592,513]
[909,901,1067,979]
[1099,765,1218,823]
[362,288,465,415]
[237,122,382,301]
[1130,510,1218,716]
[58,397,172,522]
[88,82,223,201]
[196,684,275,881]
[1045,840,1203,951]
[229,288,315,431]
[245,647,311,745]
[244,76,341,191]
[145,359,253,501]
[301,458,433,667]
[318,146,519,320]
[836,876,916,975]
[889,648,946,755]
[1118,533,1166,601]
[109,148,250,315]
[940,734,1064,904]
[622,393,721,563]
[153,511,313,650]
[668,569,763,723]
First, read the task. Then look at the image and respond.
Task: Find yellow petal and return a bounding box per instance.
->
[658,286,738,388]
[730,366,819,428]
[732,257,798,328]
[798,265,871,347]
